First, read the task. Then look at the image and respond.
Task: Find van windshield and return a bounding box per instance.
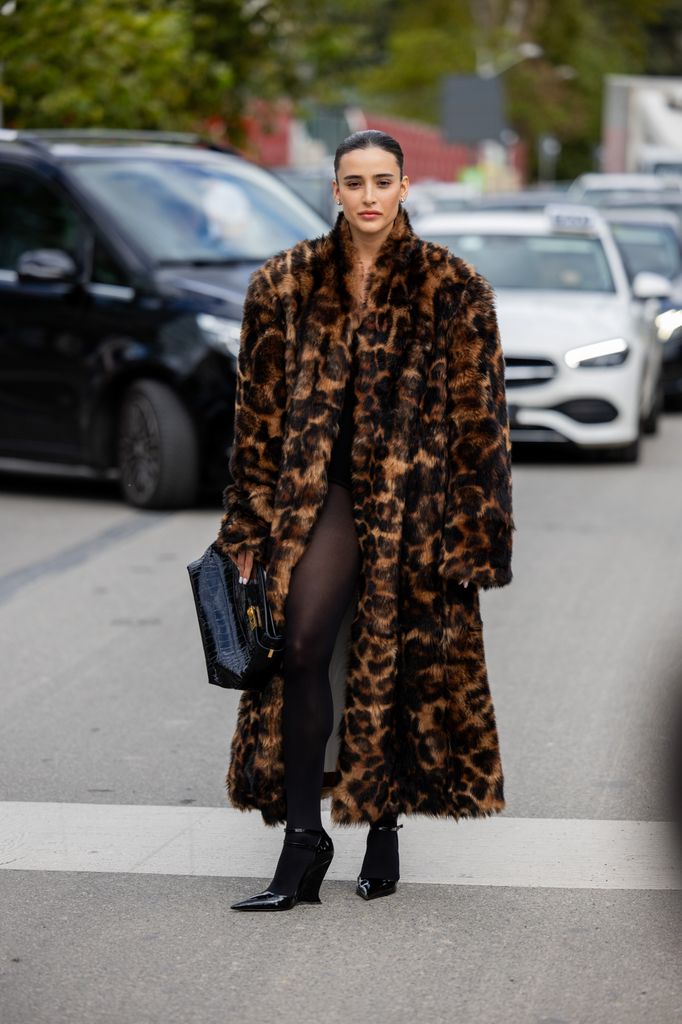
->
[68,155,326,264]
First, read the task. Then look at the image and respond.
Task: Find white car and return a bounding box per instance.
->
[570,172,682,206]
[414,206,668,460]
[405,181,481,218]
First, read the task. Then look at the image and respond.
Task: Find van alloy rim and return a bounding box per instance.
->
[119,395,161,500]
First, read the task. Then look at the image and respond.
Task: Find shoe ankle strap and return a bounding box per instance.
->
[283,826,325,850]
[370,823,403,831]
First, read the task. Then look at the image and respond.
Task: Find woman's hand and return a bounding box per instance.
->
[228,548,255,585]
[460,576,471,589]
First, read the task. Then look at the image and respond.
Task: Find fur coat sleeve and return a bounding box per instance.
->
[436,265,515,589]
[216,268,286,562]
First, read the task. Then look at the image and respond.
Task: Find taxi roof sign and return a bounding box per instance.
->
[545,204,602,235]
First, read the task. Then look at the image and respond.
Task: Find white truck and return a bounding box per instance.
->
[602,74,682,176]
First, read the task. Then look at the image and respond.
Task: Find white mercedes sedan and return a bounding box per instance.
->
[414,207,668,461]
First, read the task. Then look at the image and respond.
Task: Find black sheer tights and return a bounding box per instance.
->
[269,482,361,894]
[268,482,401,894]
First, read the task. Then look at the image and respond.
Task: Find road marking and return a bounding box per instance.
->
[0,802,679,889]
[0,513,169,605]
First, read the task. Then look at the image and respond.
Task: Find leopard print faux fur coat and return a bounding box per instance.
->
[215,205,515,827]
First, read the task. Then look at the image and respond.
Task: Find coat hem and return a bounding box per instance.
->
[225,790,506,828]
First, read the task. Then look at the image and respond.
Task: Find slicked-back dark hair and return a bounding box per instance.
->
[334,129,404,180]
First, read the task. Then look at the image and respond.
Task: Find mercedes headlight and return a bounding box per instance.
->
[564,338,629,369]
[197,314,242,362]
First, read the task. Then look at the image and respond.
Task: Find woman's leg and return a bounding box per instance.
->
[269,482,361,894]
[359,814,401,879]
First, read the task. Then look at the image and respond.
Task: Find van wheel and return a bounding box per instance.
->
[117,380,199,509]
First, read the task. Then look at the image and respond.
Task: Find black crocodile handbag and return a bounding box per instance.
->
[187,542,285,690]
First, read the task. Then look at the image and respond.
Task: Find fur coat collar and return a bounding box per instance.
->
[215,205,515,826]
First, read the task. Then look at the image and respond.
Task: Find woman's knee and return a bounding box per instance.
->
[284,628,333,676]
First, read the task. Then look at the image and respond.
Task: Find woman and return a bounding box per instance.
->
[215,130,515,911]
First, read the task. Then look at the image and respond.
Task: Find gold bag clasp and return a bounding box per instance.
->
[246,604,263,630]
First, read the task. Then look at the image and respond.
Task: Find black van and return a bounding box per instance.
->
[0,130,327,507]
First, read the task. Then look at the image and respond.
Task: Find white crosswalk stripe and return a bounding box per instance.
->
[0,801,679,889]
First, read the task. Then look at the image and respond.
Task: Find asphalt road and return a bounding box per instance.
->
[2,418,682,1024]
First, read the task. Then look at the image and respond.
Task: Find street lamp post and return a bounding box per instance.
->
[538,133,562,181]
[477,42,544,79]
[472,43,544,190]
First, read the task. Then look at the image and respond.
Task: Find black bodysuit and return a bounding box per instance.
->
[327,356,356,490]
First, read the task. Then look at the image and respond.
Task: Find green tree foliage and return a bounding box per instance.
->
[187,0,297,140]
[1,0,680,177]
[0,0,390,138]
[505,0,673,177]
[353,0,674,178]
[0,0,206,129]
[348,0,475,119]
[189,0,392,139]
[644,1,682,76]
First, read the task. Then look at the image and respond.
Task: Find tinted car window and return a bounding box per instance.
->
[91,237,129,286]
[609,223,682,282]
[425,233,616,292]
[67,156,326,264]
[0,166,83,271]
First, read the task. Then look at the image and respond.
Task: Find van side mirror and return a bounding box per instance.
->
[632,271,672,301]
[16,249,78,284]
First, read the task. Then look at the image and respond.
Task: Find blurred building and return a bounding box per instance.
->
[234,98,526,190]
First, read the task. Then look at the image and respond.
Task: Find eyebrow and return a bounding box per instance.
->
[342,172,396,181]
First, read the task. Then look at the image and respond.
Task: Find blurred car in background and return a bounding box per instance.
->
[570,172,682,206]
[404,181,480,218]
[414,205,667,461]
[596,191,682,223]
[0,130,328,508]
[602,209,682,408]
[466,189,578,213]
[603,208,682,284]
[272,164,337,224]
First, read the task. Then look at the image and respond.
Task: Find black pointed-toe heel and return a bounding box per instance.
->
[356,822,403,901]
[230,827,334,911]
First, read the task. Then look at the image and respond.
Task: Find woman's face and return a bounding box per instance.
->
[332,147,409,241]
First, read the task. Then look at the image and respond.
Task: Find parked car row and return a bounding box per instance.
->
[0,137,679,509]
[409,171,682,454]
